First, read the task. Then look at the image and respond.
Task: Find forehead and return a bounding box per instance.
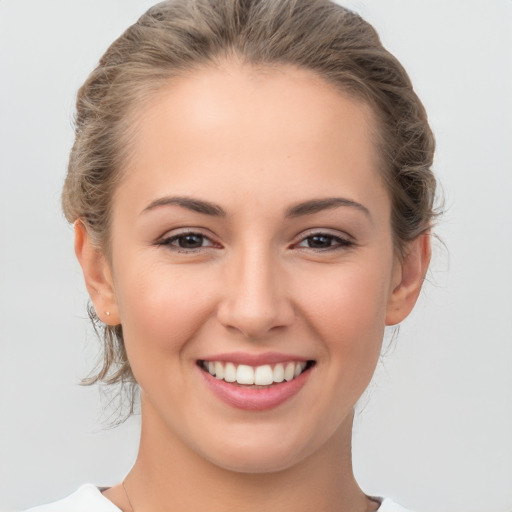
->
[115,62,388,218]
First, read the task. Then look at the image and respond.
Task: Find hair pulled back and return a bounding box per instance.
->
[63,0,437,410]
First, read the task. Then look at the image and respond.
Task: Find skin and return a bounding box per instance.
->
[76,62,430,512]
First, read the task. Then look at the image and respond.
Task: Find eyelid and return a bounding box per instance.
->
[294,227,354,242]
[291,228,355,250]
[154,227,355,251]
[156,227,222,249]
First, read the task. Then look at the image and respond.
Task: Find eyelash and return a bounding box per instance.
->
[294,232,354,251]
[157,230,354,253]
[157,231,219,252]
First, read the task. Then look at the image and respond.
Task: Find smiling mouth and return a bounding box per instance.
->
[198,360,316,387]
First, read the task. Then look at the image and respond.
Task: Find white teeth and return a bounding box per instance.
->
[294,362,306,378]
[284,362,295,381]
[224,362,236,383]
[214,361,224,380]
[273,363,285,383]
[236,365,254,385]
[203,360,310,385]
[254,365,273,385]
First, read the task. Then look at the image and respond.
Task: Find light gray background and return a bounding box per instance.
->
[1,1,511,511]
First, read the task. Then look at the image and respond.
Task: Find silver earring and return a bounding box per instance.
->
[105,311,111,316]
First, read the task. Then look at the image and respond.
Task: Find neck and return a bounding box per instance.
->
[124,399,374,512]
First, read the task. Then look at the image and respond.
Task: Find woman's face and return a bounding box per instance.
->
[83,63,422,472]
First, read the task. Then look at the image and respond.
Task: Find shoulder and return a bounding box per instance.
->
[24,484,121,512]
[377,497,414,512]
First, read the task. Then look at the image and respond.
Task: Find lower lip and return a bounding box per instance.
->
[199,366,312,411]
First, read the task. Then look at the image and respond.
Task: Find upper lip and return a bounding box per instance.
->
[198,351,311,366]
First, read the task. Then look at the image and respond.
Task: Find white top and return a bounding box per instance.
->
[25,484,413,511]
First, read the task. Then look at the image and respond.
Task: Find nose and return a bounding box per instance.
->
[216,246,295,339]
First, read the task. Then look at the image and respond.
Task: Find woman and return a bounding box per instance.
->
[28,0,435,510]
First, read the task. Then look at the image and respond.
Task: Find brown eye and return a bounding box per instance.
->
[158,231,217,251]
[177,234,205,248]
[296,233,353,251]
[306,235,335,248]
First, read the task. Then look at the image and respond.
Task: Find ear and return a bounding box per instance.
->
[74,220,120,325]
[386,233,431,326]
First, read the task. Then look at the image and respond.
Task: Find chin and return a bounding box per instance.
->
[204,444,305,474]
[190,422,329,475]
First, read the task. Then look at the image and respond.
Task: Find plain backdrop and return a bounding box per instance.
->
[1,1,511,511]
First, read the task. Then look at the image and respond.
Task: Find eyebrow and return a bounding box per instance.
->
[285,197,371,219]
[142,196,226,216]
[141,195,371,220]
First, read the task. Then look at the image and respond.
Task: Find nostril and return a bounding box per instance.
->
[217,298,295,340]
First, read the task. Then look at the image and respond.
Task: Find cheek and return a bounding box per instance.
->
[296,257,393,366]
[304,258,391,325]
[113,262,219,369]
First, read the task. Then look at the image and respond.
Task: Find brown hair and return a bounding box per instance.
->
[63,0,437,414]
